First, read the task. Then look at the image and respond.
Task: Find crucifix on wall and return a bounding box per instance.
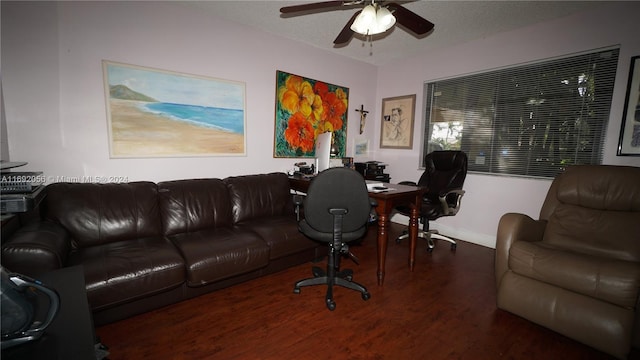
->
[355,104,369,134]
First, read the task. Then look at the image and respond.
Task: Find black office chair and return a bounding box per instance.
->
[293,167,375,310]
[396,151,468,252]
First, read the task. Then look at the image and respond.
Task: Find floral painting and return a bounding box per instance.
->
[274,70,349,157]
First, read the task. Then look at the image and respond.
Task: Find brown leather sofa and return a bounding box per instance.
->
[1,172,319,325]
[495,165,640,359]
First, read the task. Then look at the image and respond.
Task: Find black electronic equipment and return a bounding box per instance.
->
[355,161,386,175]
[0,162,46,213]
[294,162,315,176]
[0,186,46,213]
[1,172,44,193]
[355,161,390,183]
[1,267,60,350]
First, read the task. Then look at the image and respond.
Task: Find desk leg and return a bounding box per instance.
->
[408,205,419,271]
[376,212,389,286]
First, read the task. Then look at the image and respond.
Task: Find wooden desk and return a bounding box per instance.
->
[289,176,424,285]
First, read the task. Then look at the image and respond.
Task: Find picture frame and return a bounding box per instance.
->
[354,137,369,156]
[380,94,416,149]
[617,55,640,156]
[103,61,246,158]
[273,70,349,158]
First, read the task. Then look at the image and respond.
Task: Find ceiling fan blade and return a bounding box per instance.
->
[387,2,434,35]
[333,10,360,45]
[280,1,348,14]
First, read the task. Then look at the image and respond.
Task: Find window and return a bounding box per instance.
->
[422,48,619,178]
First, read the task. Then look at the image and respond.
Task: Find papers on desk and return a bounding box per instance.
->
[366,181,394,193]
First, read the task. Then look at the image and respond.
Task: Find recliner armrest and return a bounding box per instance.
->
[1,221,71,277]
[495,213,547,287]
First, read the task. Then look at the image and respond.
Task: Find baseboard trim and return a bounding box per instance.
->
[390,214,495,249]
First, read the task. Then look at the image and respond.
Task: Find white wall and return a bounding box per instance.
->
[1,87,9,162]
[2,1,377,182]
[3,1,640,248]
[375,2,640,247]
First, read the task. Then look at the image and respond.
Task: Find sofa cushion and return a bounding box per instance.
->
[167,227,269,286]
[68,237,185,311]
[44,182,161,248]
[224,172,294,224]
[509,240,640,308]
[240,215,317,260]
[158,179,234,236]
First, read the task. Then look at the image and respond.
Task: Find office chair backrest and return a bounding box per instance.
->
[419,151,468,202]
[303,167,371,233]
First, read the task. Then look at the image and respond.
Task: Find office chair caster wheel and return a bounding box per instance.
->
[326,299,336,311]
[427,247,434,253]
[362,292,371,301]
[293,287,301,294]
[451,243,457,251]
[395,230,408,243]
[312,266,323,277]
[339,269,353,281]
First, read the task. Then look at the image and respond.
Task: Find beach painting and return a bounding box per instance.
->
[274,70,348,158]
[103,61,246,158]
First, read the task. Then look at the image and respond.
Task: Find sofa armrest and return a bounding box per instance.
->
[1,221,71,276]
[495,213,546,287]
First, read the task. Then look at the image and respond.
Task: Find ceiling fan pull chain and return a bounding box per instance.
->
[360,34,373,56]
[369,35,373,56]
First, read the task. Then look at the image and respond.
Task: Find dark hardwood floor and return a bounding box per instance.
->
[96,223,635,359]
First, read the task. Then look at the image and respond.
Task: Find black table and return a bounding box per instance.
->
[2,266,97,360]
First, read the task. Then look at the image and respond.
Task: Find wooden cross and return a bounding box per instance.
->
[355,105,369,134]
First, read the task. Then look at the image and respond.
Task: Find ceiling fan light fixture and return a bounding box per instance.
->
[350,4,395,36]
[376,6,396,30]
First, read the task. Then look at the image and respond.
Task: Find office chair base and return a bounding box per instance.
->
[310,266,353,281]
[396,230,457,252]
[294,266,370,311]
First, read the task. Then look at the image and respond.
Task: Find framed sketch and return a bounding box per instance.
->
[618,55,640,156]
[380,94,416,149]
[273,70,349,158]
[103,61,246,158]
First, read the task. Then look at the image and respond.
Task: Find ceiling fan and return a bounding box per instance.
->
[280,1,434,45]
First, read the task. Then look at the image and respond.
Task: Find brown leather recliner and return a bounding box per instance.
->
[495,165,640,359]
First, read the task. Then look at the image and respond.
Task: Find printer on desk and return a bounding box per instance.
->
[355,161,390,183]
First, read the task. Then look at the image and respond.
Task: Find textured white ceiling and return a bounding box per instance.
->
[190,1,611,65]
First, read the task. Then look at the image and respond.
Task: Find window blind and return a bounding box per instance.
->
[422,47,620,178]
